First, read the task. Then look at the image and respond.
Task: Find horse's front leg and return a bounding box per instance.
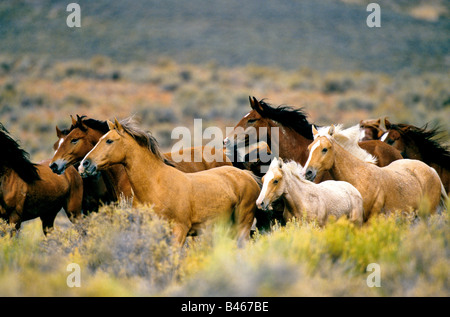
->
[8,210,22,237]
[172,223,189,247]
[40,211,59,236]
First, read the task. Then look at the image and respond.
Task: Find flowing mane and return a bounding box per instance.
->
[317,124,378,164]
[119,118,166,162]
[0,123,41,183]
[255,99,314,139]
[390,123,450,169]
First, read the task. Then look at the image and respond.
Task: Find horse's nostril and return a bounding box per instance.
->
[83,160,90,168]
[50,163,57,172]
[306,170,312,177]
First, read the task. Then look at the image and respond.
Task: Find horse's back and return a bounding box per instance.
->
[359,140,403,167]
[318,180,363,209]
[382,159,442,211]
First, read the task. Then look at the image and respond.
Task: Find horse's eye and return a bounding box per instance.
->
[273,179,279,184]
[322,148,328,154]
[71,139,79,144]
[106,139,114,144]
[247,119,258,124]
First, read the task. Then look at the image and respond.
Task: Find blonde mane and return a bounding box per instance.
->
[317,124,378,164]
[269,157,308,182]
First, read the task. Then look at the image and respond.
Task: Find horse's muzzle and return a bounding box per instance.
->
[80,159,97,177]
[304,168,317,182]
[256,201,272,211]
[49,160,66,175]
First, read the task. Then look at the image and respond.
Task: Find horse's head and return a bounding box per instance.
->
[50,115,104,174]
[256,157,285,211]
[53,126,70,151]
[380,127,407,154]
[359,117,390,141]
[224,97,277,162]
[303,125,336,182]
[79,118,128,177]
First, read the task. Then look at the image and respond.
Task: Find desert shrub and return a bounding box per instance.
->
[169,212,449,297]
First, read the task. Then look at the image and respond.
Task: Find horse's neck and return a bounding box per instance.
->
[88,129,105,146]
[122,146,175,204]
[402,139,423,161]
[330,141,368,184]
[277,127,312,164]
[282,174,311,213]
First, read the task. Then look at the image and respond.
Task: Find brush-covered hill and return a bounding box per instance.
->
[1,0,449,73]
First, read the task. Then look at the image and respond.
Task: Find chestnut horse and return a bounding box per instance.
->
[256,157,364,226]
[225,97,403,172]
[0,123,82,234]
[79,119,260,246]
[303,125,447,221]
[51,115,133,211]
[360,117,450,194]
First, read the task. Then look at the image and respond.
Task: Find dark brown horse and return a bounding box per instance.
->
[361,117,450,194]
[225,97,402,171]
[0,123,83,234]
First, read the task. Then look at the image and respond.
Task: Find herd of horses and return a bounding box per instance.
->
[1,97,449,246]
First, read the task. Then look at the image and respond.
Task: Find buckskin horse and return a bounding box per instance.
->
[0,123,82,234]
[78,118,260,246]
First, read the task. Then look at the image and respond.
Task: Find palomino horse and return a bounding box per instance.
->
[0,123,83,234]
[78,119,261,246]
[51,115,133,211]
[303,125,447,221]
[360,117,450,194]
[256,158,364,226]
[225,97,403,171]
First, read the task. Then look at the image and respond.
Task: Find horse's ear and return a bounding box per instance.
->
[379,117,389,132]
[107,120,115,131]
[56,126,63,138]
[253,97,264,112]
[114,118,124,133]
[278,157,283,168]
[328,124,335,136]
[312,125,319,137]
[249,96,255,109]
[70,115,77,127]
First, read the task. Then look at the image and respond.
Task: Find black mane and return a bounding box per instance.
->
[0,123,41,183]
[71,115,110,134]
[255,99,314,139]
[393,123,450,169]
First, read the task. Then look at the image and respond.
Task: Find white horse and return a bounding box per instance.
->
[256,157,364,226]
